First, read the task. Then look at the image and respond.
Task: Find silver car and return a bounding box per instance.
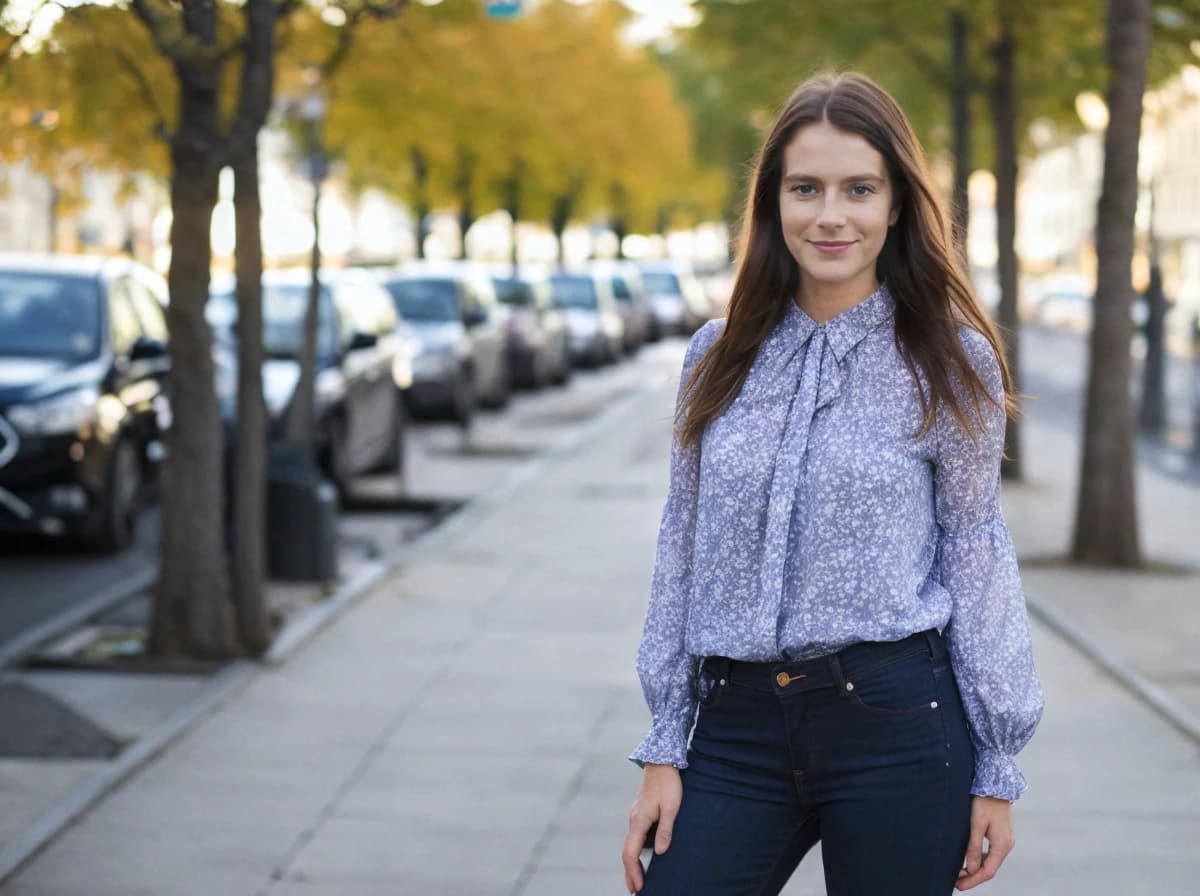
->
[550,270,624,366]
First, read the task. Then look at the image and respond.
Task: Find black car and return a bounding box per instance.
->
[208,268,412,496]
[0,254,171,551]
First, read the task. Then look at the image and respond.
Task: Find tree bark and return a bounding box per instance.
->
[231,145,271,655]
[1138,192,1166,432]
[1070,0,1148,567]
[456,148,475,260]
[949,9,971,261]
[149,33,237,658]
[989,17,1022,480]
[411,147,430,260]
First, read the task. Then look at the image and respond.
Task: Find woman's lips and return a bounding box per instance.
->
[809,241,855,256]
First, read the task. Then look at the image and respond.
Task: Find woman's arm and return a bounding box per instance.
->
[934,328,1045,801]
[629,319,724,768]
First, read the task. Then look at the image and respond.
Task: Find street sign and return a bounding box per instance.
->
[486,1,520,18]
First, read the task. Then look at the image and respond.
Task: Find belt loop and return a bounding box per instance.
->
[923,629,940,658]
[828,651,848,695]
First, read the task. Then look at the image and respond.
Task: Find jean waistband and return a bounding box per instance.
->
[702,629,945,695]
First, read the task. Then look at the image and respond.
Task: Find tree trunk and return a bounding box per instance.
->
[456,148,474,261]
[611,182,629,260]
[149,74,237,659]
[1138,199,1166,432]
[288,170,322,449]
[502,157,523,273]
[231,146,271,655]
[989,18,1022,480]
[550,188,576,271]
[1070,0,1148,567]
[411,147,430,260]
[949,9,971,261]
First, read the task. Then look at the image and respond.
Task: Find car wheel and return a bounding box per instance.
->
[84,439,141,554]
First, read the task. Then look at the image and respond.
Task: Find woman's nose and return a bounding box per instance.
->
[816,197,847,228]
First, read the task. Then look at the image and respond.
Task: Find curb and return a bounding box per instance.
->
[0,567,156,670]
[1027,594,1200,746]
[0,365,671,885]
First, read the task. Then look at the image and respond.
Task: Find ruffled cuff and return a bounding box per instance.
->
[971,748,1028,801]
[629,716,692,770]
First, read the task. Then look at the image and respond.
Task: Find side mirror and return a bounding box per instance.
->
[347,331,378,351]
[130,336,168,362]
[463,307,487,327]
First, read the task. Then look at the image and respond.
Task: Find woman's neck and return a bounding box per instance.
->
[796,278,881,324]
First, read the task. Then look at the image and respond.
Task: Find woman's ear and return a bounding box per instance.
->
[888,204,901,227]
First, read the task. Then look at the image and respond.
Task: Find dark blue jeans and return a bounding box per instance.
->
[641,630,974,896]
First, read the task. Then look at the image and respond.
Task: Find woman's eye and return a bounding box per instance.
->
[850,184,876,197]
[791,184,815,195]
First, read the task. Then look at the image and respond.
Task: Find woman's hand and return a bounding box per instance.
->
[622,763,682,894]
[956,796,1015,890]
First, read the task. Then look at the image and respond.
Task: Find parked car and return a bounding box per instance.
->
[593,261,655,352]
[489,265,571,388]
[549,270,624,366]
[378,263,511,422]
[0,253,171,551]
[638,259,712,335]
[208,268,412,495]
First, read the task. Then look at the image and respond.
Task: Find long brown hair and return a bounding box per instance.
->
[678,71,1013,449]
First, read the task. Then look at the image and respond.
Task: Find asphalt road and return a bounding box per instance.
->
[1,325,1196,661]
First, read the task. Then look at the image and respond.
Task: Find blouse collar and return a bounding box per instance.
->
[779,281,895,364]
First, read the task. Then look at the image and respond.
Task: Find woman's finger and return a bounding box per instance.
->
[622,815,651,893]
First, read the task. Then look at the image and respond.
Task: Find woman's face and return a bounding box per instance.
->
[778,120,899,299]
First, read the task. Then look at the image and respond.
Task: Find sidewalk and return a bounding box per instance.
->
[2,343,1198,895]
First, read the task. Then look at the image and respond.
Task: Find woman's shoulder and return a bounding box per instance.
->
[683,318,727,366]
[953,325,1002,387]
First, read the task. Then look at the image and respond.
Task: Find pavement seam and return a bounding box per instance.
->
[1026,593,1200,746]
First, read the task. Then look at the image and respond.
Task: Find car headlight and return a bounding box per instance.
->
[7,387,100,436]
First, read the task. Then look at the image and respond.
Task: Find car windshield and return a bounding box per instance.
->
[492,278,534,307]
[641,271,681,295]
[0,272,102,361]
[551,275,597,309]
[383,278,459,321]
[208,284,337,359]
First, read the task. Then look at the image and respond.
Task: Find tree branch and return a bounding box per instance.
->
[321,0,410,79]
[108,40,173,143]
[129,0,186,66]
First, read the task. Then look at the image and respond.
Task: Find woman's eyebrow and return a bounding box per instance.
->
[781,173,886,185]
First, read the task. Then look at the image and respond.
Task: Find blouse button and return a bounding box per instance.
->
[845,682,854,691]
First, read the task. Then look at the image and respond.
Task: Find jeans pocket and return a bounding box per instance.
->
[847,652,940,716]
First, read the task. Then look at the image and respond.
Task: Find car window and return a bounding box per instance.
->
[612,277,632,301]
[550,275,597,309]
[382,278,459,322]
[275,284,337,359]
[492,278,535,307]
[109,280,144,356]
[0,271,103,361]
[125,277,168,342]
[641,271,681,295]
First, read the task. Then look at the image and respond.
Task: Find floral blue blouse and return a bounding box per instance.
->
[631,282,1044,801]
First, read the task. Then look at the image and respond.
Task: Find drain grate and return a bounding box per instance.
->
[0,680,123,759]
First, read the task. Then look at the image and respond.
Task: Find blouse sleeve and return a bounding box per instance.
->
[629,320,724,769]
[935,328,1045,801]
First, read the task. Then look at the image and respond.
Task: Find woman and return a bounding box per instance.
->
[622,72,1044,896]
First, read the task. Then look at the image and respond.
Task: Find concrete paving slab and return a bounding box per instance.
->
[0,759,103,845]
